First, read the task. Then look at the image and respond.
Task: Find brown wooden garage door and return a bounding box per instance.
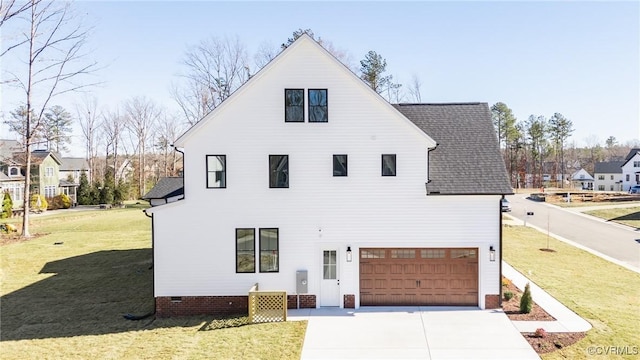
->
[360,248,478,306]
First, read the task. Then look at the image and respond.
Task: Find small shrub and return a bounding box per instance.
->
[502,277,512,288]
[534,328,547,338]
[504,291,514,301]
[520,282,533,314]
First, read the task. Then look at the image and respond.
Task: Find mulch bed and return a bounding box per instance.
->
[502,277,586,354]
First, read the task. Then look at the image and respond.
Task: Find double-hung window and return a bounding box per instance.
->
[308,89,328,122]
[333,155,347,176]
[285,89,304,122]
[259,228,279,273]
[45,167,54,177]
[269,155,289,188]
[381,154,396,176]
[236,228,255,273]
[206,155,226,188]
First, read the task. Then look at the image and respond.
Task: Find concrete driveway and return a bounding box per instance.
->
[289,307,539,360]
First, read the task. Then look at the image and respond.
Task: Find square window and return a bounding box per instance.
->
[381,154,396,176]
[206,155,226,188]
[259,228,279,273]
[285,89,304,122]
[333,155,347,176]
[269,155,289,188]
[308,89,328,122]
[236,228,255,273]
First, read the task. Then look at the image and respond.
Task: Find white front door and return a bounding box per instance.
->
[320,249,340,306]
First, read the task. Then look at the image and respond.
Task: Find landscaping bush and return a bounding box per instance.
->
[520,282,533,314]
[534,328,547,338]
[2,191,13,218]
[30,194,48,212]
[48,194,72,210]
[504,291,514,301]
[502,277,512,287]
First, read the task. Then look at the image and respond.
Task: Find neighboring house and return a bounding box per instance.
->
[59,157,90,206]
[594,161,624,192]
[621,148,640,192]
[142,177,184,206]
[570,168,594,190]
[29,150,62,198]
[144,35,512,317]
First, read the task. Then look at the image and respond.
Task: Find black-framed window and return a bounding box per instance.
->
[285,89,304,122]
[259,228,279,273]
[269,155,289,188]
[333,154,348,176]
[382,154,396,176]
[236,228,255,273]
[308,89,328,122]
[206,155,226,188]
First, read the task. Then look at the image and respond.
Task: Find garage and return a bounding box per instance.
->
[359,248,478,306]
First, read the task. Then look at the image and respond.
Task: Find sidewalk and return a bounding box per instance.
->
[502,262,592,333]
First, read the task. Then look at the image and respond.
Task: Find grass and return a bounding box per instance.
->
[503,225,640,360]
[1,207,306,360]
[584,206,640,229]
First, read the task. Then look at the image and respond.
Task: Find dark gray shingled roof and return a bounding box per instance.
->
[60,157,89,171]
[594,161,623,174]
[394,103,513,195]
[142,177,184,200]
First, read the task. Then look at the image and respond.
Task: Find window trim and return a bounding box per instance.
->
[269,155,289,188]
[284,88,305,123]
[259,228,279,273]
[308,89,328,123]
[333,154,348,177]
[206,155,226,189]
[381,154,397,176]
[236,228,256,273]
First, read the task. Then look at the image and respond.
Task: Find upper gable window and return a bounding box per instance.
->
[45,167,54,177]
[9,167,18,176]
[269,155,289,188]
[333,155,347,176]
[285,89,304,122]
[206,155,226,188]
[308,89,328,122]
[382,154,396,176]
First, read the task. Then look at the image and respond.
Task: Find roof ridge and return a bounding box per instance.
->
[395,102,485,106]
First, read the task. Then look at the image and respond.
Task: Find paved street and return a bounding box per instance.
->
[506,195,640,271]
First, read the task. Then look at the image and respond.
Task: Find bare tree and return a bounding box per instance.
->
[4,0,98,237]
[101,107,124,185]
[77,96,101,182]
[173,35,249,126]
[407,74,422,103]
[0,0,38,56]
[123,96,160,197]
[253,40,278,70]
[153,112,183,178]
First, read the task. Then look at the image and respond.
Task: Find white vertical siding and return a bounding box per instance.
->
[152,38,501,308]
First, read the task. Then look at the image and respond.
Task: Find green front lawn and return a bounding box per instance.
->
[584,206,640,229]
[503,225,640,359]
[1,208,306,360]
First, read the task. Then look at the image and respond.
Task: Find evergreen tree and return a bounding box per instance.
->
[77,171,92,205]
[42,105,73,153]
[2,192,13,219]
[359,50,397,95]
[520,283,533,314]
[100,167,115,204]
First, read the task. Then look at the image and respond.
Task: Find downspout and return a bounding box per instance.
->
[144,209,156,315]
[499,196,504,307]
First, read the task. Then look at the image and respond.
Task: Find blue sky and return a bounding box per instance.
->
[2,0,639,157]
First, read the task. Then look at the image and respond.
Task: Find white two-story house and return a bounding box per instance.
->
[145,35,512,317]
[594,161,624,192]
[621,148,640,191]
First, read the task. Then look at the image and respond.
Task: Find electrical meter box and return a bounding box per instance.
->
[296,270,308,294]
